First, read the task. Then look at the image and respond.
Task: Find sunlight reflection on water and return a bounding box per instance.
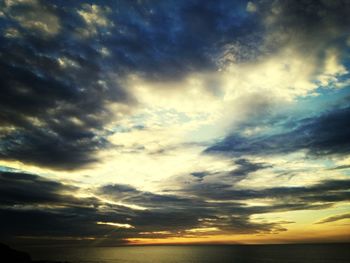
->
[28,244,350,263]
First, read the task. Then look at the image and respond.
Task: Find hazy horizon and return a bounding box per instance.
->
[1,0,350,250]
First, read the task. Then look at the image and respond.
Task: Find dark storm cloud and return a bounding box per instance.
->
[0,0,129,169]
[217,0,350,71]
[0,0,262,169]
[1,207,102,237]
[97,183,290,235]
[0,1,348,170]
[0,171,136,243]
[97,178,350,236]
[211,215,289,234]
[99,187,219,235]
[0,173,213,243]
[98,183,292,235]
[230,159,270,177]
[183,178,350,203]
[258,0,350,53]
[98,183,205,210]
[0,171,76,205]
[191,172,209,180]
[103,0,261,79]
[204,1,350,161]
[1,171,348,245]
[206,106,350,157]
[189,159,269,183]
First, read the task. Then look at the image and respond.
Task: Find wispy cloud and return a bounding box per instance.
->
[315,213,350,224]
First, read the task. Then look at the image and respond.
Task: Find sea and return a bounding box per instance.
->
[26,244,350,263]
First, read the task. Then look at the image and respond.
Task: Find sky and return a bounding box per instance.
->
[0,0,350,247]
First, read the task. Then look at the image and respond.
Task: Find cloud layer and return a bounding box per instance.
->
[0,0,350,246]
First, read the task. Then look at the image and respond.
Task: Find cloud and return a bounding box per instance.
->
[183,178,350,203]
[210,215,289,234]
[0,171,136,243]
[188,158,269,184]
[246,2,257,13]
[97,182,297,235]
[77,4,112,37]
[1,0,348,171]
[1,170,349,245]
[1,0,350,246]
[96,221,134,229]
[102,0,261,80]
[0,172,212,243]
[315,213,350,224]
[98,183,202,210]
[0,171,77,205]
[230,159,270,177]
[191,172,209,181]
[0,1,133,170]
[99,177,350,236]
[0,0,262,170]
[330,165,350,170]
[206,106,350,157]
[259,0,350,53]
[1,0,61,37]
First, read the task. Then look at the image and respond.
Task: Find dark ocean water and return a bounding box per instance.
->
[27,244,350,263]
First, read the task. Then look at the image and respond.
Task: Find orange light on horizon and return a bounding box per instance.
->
[126,226,350,246]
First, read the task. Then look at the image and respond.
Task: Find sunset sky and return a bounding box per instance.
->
[0,0,350,247]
